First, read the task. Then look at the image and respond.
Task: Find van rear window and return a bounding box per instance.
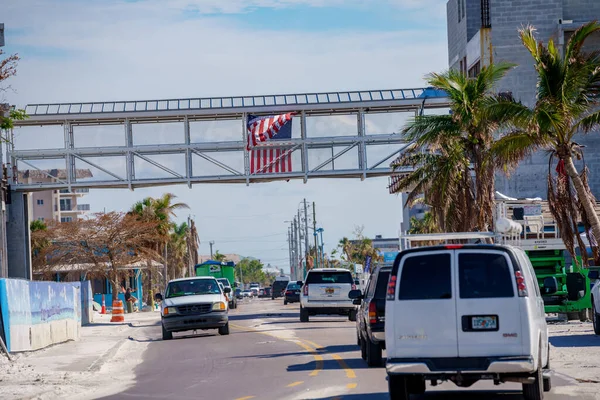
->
[306,272,353,284]
[399,254,452,300]
[459,253,514,298]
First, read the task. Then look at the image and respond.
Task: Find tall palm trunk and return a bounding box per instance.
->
[564,156,600,249]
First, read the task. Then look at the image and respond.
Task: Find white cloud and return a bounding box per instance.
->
[3,0,449,270]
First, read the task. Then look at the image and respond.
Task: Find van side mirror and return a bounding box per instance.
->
[223,287,232,294]
[543,277,558,295]
[588,270,600,280]
[348,289,363,300]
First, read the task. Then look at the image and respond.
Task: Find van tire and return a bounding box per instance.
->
[592,300,600,335]
[523,352,544,400]
[388,375,409,400]
[366,337,382,367]
[407,376,426,395]
[284,300,288,305]
[543,376,552,392]
[162,324,173,340]
[300,307,309,322]
[348,309,357,322]
[218,323,230,336]
[360,336,367,360]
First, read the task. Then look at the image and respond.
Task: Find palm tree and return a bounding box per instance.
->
[213,251,227,262]
[494,22,600,262]
[393,63,523,233]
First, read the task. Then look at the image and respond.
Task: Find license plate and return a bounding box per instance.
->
[471,316,497,330]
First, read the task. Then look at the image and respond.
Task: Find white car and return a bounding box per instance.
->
[158,276,231,340]
[385,244,551,400]
[590,270,600,335]
[299,268,357,322]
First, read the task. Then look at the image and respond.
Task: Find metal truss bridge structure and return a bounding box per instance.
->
[9,87,450,192]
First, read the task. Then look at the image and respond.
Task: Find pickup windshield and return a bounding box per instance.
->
[166,278,221,298]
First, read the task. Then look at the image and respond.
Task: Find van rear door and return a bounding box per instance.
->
[389,251,459,358]
[454,250,523,357]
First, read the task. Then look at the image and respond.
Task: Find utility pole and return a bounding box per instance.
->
[209,241,214,259]
[287,227,293,280]
[292,217,298,280]
[303,199,309,276]
[313,201,318,269]
[297,208,303,279]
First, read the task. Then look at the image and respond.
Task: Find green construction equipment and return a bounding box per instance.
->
[195,260,237,287]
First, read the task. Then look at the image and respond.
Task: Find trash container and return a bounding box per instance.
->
[126,300,134,313]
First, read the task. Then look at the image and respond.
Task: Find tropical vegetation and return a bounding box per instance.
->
[392,21,600,264]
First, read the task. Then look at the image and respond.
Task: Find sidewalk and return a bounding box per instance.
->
[0,311,161,400]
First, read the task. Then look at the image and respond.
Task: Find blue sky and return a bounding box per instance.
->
[3,0,449,272]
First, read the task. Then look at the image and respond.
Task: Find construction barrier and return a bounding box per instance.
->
[110,300,125,323]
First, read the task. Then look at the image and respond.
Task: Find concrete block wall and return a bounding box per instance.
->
[0,278,81,352]
[487,0,600,198]
[447,0,468,69]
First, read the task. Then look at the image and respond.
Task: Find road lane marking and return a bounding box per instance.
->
[332,354,356,379]
[235,397,255,400]
[287,381,304,387]
[346,383,357,389]
[298,339,357,381]
[230,323,323,377]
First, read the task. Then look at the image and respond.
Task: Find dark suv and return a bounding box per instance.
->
[349,265,390,367]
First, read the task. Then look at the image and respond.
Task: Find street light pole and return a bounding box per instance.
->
[209,241,215,259]
[313,202,318,269]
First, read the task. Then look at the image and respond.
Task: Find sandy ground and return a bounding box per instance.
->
[0,311,158,400]
[0,314,599,399]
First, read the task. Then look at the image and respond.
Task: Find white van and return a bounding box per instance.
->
[385,244,551,400]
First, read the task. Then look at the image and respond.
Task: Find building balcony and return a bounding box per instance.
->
[60,204,89,213]
[59,188,89,197]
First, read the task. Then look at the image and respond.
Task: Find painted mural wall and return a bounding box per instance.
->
[0,278,81,352]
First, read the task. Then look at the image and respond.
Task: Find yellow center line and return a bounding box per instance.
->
[298,339,357,381]
[235,397,255,400]
[332,354,356,379]
[230,323,323,377]
[346,383,358,389]
[287,381,304,387]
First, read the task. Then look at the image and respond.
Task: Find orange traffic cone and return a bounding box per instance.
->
[101,294,106,314]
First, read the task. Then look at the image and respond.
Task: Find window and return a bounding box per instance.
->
[60,198,72,211]
[458,0,462,22]
[459,253,514,298]
[306,271,353,284]
[481,0,491,28]
[399,253,452,300]
[374,270,391,298]
[462,0,466,19]
[36,199,44,205]
[60,217,73,223]
[37,217,44,221]
[463,56,467,75]
[459,59,464,74]
[468,61,481,77]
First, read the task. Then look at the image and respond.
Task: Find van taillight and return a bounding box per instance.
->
[368,302,377,324]
[515,271,528,297]
[303,285,308,296]
[386,275,397,300]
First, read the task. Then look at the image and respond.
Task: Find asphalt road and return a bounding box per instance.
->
[102,298,594,400]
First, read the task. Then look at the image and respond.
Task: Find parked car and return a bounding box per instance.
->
[250,287,259,297]
[234,288,243,300]
[589,270,600,335]
[348,265,390,367]
[385,244,551,400]
[157,276,231,340]
[299,268,357,322]
[284,282,302,305]
[217,278,237,309]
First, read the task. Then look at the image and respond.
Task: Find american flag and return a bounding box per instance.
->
[247,113,294,174]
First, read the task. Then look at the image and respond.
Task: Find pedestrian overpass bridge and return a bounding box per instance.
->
[9,87,450,192]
